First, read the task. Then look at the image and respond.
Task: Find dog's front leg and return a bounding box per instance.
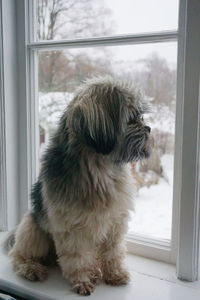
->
[53,232,101,295]
[100,222,130,286]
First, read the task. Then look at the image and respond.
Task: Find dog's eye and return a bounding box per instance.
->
[136,115,144,122]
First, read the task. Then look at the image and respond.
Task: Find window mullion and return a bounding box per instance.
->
[27,30,178,51]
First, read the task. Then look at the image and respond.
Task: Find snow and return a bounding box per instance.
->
[129,154,174,241]
[39,92,73,131]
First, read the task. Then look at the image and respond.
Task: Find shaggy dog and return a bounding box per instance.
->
[7,76,151,295]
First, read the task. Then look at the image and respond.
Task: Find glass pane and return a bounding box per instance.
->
[37,42,177,241]
[36,0,179,41]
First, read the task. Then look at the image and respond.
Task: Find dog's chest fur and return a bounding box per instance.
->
[44,161,133,246]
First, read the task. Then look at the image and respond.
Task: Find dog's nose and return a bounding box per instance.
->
[145,126,151,133]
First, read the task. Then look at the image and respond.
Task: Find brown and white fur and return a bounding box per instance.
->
[6,76,151,295]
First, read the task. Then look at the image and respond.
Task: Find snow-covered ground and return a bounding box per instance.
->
[39,92,73,132]
[128,154,174,241]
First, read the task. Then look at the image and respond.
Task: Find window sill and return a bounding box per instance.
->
[0,232,200,300]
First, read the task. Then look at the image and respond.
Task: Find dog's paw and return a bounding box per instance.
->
[104,269,130,286]
[73,281,95,296]
[16,261,48,281]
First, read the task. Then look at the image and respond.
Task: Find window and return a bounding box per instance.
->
[33,0,178,263]
[0,0,200,282]
[38,43,177,243]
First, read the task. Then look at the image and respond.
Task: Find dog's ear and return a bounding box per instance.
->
[72,101,116,155]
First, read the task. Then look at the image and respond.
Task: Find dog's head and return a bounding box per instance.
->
[68,76,151,163]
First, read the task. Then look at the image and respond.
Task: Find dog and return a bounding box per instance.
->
[7,76,151,295]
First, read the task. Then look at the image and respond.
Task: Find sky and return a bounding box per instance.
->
[105,0,179,34]
[101,0,179,67]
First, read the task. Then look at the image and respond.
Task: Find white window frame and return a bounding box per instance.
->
[175,0,200,281]
[0,0,20,230]
[0,0,200,282]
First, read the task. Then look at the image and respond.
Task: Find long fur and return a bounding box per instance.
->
[7,76,151,295]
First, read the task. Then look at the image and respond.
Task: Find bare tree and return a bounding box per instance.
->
[37,0,113,92]
[136,53,176,108]
[37,0,112,40]
[39,50,112,92]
